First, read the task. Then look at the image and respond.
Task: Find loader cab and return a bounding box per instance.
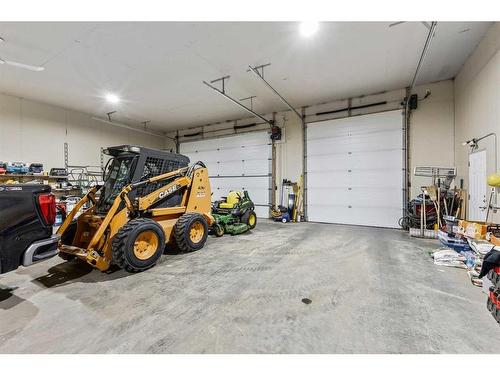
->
[98,145,190,213]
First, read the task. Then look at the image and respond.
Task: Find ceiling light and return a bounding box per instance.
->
[299,21,319,37]
[105,93,120,104]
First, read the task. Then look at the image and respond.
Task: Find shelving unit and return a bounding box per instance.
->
[0,173,83,197]
[0,143,102,197]
[0,174,68,182]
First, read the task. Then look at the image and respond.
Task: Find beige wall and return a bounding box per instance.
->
[0,93,164,171]
[275,111,302,204]
[409,80,456,196]
[454,23,500,222]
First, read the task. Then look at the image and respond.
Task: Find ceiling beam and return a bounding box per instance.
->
[247,64,302,122]
[202,79,272,127]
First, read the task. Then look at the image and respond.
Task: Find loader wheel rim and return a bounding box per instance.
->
[189,221,205,243]
[133,231,159,260]
[248,214,256,226]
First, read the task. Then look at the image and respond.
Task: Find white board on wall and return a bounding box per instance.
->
[180,131,271,218]
[306,110,403,228]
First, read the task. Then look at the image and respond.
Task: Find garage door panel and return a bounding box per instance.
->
[211,179,269,204]
[210,176,269,192]
[239,144,270,157]
[307,110,402,228]
[349,122,400,133]
[243,159,270,175]
[307,153,351,167]
[350,132,402,152]
[181,138,220,153]
[306,137,351,155]
[306,205,353,224]
[308,130,401,155]
[212,160,245,176]
[308,171,351,188]
[350,169,402,187]
[308,204,400,228]
[186,150,218,163]
[214,144,270,161]
[308,122,355,138]
[350,149,402,168]
[307,155,351,173]
[307,188,352,206]
[308,112,400,134]
[218,132,269,147]
[349,187,402,207]
[208,160,269,177]
[180,132,270,218]
[347,206,401,227]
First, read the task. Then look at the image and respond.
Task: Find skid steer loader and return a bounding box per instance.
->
[57,145,214,272]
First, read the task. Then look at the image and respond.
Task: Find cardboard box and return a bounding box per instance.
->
[458,220,488,240]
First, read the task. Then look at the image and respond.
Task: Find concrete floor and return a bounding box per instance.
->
[1,220,499,353]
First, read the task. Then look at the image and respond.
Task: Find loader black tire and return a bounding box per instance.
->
[112,218,166,273]
[174,213,208,253]
[242,210,257,229]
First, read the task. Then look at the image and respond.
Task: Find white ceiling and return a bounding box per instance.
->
[0,22,492,131]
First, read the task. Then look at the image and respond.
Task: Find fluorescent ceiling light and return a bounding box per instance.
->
[299,21,319,37]
[105,93,120,104]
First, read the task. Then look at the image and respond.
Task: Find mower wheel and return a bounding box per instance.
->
[174,213,208,252]
[242,210,257,229]
[213,223,225,237]
[112,218,166,273]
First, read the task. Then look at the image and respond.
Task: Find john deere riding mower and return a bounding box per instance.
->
[211,190,257,236]
[57,145,214,272]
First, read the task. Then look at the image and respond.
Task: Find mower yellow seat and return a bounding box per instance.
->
[219,191,240,209]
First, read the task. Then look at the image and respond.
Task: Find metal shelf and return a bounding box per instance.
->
[0,174,68,179]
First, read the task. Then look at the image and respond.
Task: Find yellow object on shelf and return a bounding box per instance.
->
[487,173,500,188]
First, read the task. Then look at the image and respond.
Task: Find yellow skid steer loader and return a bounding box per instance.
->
[57,145,214,272]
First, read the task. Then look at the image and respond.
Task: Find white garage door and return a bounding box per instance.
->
[306,110,403,228]
[180,131,271,217]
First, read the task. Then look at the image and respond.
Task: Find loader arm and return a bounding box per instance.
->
[135,162,213,225]
[56,185,101,236]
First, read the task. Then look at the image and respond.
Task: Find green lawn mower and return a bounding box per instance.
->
[211,190,257,236]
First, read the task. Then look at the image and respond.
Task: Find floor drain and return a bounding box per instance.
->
[301,298,312,305]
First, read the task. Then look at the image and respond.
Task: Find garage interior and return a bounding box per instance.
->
[0,21,500,354]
